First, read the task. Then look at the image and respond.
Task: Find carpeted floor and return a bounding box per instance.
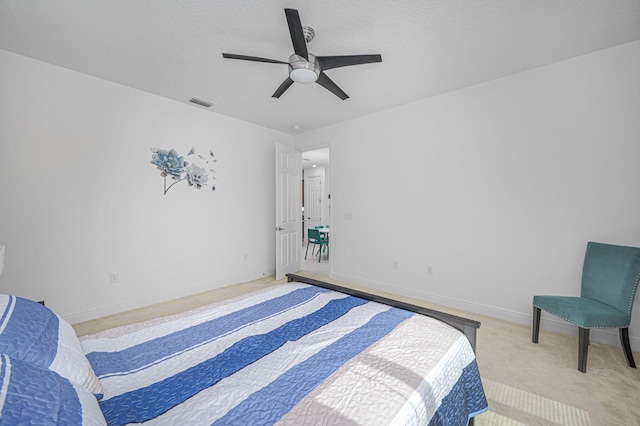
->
[74,273,640,425]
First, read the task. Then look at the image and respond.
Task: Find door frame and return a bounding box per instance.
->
[299,145,331,273]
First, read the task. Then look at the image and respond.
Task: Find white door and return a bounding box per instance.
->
[275,143,301,280]
[306,175,322,230]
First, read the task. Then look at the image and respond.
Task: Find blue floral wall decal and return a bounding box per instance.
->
[151,147,217,195]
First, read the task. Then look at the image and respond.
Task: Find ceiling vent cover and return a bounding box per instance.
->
[188,97,214,108]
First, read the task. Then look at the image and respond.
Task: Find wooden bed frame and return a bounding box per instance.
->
[287,273,481,352]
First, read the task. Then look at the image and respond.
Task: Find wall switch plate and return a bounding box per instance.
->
[110,272,119,284]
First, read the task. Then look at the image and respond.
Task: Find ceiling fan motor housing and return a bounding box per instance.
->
[288,53,320,84]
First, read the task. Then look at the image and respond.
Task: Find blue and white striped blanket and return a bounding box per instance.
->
[81,283,487,425]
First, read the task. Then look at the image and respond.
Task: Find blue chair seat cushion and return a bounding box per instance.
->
[533,295,631,329]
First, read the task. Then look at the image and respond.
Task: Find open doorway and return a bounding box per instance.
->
[301,147,330,277]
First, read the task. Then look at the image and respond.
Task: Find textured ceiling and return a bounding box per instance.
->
[1,1,639,134]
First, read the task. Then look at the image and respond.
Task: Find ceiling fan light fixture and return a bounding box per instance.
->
[288,54,319,84]
[290,68,318,84]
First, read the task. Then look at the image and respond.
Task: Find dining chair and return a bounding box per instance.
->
[305,228,329,262]
[532,241,640,372]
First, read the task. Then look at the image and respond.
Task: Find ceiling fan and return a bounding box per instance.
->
[222,8,382,100]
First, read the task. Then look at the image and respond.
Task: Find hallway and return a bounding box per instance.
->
[299,240,329,277]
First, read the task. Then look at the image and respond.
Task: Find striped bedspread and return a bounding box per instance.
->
[80,282,487,425]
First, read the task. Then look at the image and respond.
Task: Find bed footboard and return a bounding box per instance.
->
[286,273,481,352]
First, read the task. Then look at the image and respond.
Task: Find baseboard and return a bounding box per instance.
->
[330,272,640,352]
[64,270,271,324]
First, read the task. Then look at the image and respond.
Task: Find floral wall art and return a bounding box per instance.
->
[151,147,217,195]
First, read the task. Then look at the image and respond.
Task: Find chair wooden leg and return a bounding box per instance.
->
[619,328,637,368]
[305,242,310,259]
[532,307,541,343]
[578,327,589,373]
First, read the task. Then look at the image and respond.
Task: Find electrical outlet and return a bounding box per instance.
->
[393,260,399,270]
[110,272,120,284]
[427,265,433,275]
[243,253,248,261]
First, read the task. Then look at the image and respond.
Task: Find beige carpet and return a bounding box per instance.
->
[74,273,640,425]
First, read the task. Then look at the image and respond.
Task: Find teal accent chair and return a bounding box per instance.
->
[532,241,640,373]
[305,228,329,262]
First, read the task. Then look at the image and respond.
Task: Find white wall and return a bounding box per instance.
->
[0,49,293,322]
[295,40,640,349]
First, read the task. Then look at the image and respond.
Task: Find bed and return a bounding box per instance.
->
[0,274,488,425]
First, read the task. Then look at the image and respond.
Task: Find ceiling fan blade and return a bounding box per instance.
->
[222,53,287,64]
[316,54,382,71]
[272,77,295,98]
[284,8,308,60]
[316,72,349,100]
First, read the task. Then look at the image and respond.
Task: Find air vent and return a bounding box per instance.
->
[188,97,214,108]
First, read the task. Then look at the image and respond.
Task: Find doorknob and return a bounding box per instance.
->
[275,227,285,231]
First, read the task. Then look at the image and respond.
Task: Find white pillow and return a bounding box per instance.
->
[0,294,104,397]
